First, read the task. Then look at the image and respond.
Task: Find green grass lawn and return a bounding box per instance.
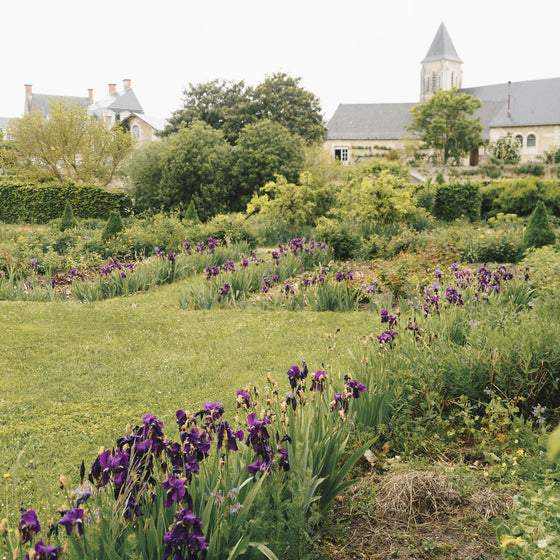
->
[0,278,375,520]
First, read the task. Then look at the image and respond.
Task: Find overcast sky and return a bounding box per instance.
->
[2,0,559,124]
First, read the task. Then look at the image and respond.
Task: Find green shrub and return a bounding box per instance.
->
[184,198,201,223]
[483,164,501,179]
[480,178,560,218]
[59,202,76,231]
[0,179,131,223]
[516,161,545,177]
[521,245,560,292]
[524,201,556,249]
[101,211,124,242]
[433,182,481,221]
[315,220,359,260]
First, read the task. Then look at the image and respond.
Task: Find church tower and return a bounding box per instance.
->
[420,22,463,102]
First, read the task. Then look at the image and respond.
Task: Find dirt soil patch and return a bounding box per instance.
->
[322,470,512,560]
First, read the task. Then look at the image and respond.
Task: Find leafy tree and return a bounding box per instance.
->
[8,99,133,185]
[231,120,305,211]
[127,141,167,212]
[489,135,521,165]
[163,73,325,145]
[407,88,484,165]
[59,202,77,231]
[252,73,326,144]
[158,122,233,220]
[163,79,252,144]
[524,201,556,248]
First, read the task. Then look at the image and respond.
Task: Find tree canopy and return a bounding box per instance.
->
[163,73,326,145]
[7,99,133,185]
[407,88,484,165]
[230,119,306,211]
[157,122,233,220]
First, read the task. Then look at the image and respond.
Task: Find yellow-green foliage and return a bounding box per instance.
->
[248,173,322,227]
[336,170,415,225]
[521,246,560,291]
[481,177,560,217]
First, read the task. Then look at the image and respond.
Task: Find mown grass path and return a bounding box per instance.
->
[1,279,375,518]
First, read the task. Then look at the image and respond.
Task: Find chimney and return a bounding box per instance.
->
[123,78,132,91]
[88,88,94,103]
[25,84,33,97]
[108,83,117,95]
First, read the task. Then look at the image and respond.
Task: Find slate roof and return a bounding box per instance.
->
[464,77,560,128]
[327,103,416,140]
[89,88,143,117]
[26,93,90,116]
[327,77,560,142]
[422,22,462,64]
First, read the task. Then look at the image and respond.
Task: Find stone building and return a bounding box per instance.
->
[326,22,560,165]
[20,80,165,145]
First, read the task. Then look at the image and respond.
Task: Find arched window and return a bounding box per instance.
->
[132,125,141,141]
[527,134,536,147]
[515,134,523,147]
[431,71,438,91]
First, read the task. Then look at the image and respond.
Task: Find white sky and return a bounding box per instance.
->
[2,0,560,123]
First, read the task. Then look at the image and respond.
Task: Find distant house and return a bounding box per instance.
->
[22,80,165,145]
[326,22,560,165]
[0,117,11,138]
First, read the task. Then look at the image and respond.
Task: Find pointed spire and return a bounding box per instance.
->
[422,22,462,63]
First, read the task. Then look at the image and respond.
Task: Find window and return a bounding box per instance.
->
[104,114,112,126]
[515,134,523,147]
[132,125,141,141]
[527,134,536,147]
[334,147,349,165]
[431,71,438,91]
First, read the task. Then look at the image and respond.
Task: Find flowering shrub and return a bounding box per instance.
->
[0,360,369,560]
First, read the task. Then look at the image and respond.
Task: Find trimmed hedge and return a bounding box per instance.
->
[481,177,560,218]
[0,180,132,224]
[433,182,481,222]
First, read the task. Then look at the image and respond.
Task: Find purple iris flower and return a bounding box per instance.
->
[20,510,41,543]
[277,447,290,472]
[25,541,62,560]
[162,473,188,508]
[310,370,326,392]
[377,330,399,347]
[236,389,251,409]
[163,508,208,560]
[176,410,188,429]
[347,379,367,399]
[216,421,244,451]
[58,505,84,536]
